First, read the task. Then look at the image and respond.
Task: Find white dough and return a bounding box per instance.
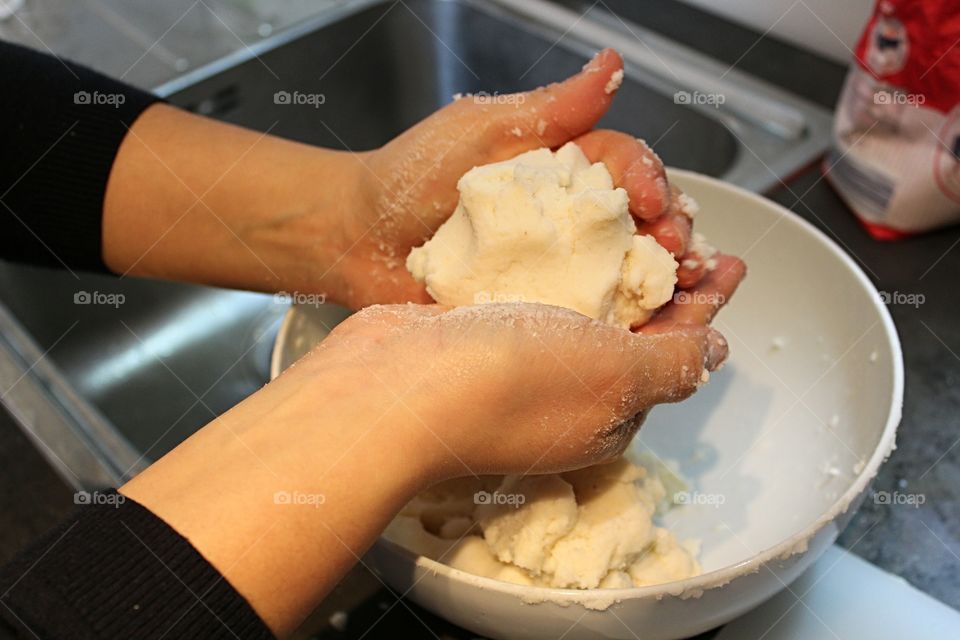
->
[407,143,678,328]
[383,458,700,589]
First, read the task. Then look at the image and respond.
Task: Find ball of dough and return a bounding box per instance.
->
[407,142,678,328]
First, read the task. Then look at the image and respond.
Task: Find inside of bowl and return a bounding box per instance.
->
[634,171,897,573]
[274,171,899,580]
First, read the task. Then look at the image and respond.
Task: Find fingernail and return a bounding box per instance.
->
[705,328,728,371]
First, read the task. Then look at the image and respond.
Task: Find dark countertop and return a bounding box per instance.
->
[1,1,958,638]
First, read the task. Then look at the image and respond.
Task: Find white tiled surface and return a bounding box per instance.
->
[717,545,960,639]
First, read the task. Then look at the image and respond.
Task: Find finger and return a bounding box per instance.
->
[616,325,727,409]
[380,50,625,232]
[676,256,707,289]
[499,49,625,147]
[438,48,624,156]
[636,211,691,257]
[663,186,702,286]
[675,232,727,290]
[642,255,746,330]
[574,129,669,220]
[675,237,715,290]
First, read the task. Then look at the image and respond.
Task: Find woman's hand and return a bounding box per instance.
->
[121,277,741,637]
[343,49,709,308]
[313,302,730,477]
[105,48,715,312]
[295,246,743,482]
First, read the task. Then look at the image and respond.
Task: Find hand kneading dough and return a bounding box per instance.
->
[407,142,678,328]
[387,143,704,591]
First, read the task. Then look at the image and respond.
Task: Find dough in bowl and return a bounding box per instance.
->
[385,458,700,590]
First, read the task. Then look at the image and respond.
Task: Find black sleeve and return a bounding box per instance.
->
[0,40,160,272]
[0,491,274,639]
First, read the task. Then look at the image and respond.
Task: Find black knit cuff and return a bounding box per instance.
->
[0,41,160,272]
[0,491,273,639]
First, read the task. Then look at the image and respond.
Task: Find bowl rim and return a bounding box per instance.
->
[272,169,904,603]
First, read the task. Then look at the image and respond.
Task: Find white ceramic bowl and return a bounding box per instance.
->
[271,170,903,640]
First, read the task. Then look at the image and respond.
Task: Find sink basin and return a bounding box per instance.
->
[0,0,833,488]
[163,0,739,176]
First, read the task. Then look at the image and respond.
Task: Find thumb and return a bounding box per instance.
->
[372,49,625,240]
[502,47,625,146]
[613,325,728,409]
[438,48,624,158]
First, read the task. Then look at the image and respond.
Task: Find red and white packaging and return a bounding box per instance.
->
[824,0,960,239]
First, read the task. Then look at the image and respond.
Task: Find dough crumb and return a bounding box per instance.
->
[328,611,348,631]
[689,232,717,261]
[677,193,700,218]
[605,69,624,94]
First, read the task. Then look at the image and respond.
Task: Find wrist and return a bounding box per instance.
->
[325,149,392,309]
[279,349,444,493]
[281,149,370,303]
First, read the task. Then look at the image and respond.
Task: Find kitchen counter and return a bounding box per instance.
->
[1,0,958,638]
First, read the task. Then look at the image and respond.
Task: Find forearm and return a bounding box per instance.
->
[102,103,368,304]
[119,350,438,637]
[0,41,369,300]
[115,296,732,638]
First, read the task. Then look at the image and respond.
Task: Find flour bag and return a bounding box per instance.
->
[824,0,960,239]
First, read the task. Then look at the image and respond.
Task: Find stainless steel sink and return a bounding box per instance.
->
[0,0,833,489]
